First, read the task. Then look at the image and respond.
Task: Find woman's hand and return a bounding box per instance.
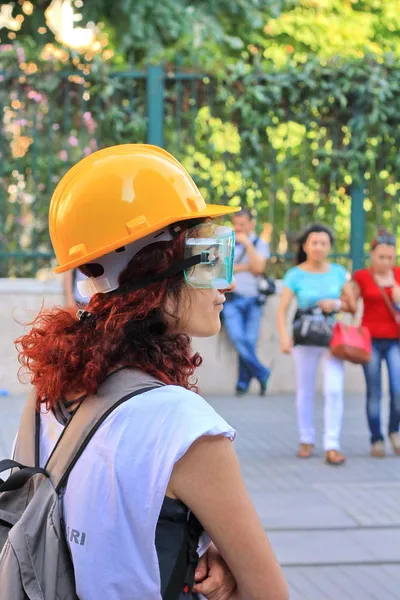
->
[280,335,293,355]
[193,544,237,599]
[392,284,400,305]
[318,299,339,314]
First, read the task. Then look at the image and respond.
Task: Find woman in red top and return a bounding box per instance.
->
[353,230,400,458]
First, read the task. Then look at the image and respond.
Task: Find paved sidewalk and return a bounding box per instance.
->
[1,392,400,599]
[209,394,400,600]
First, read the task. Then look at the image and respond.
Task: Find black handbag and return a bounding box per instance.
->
[234,237,276,306]
[256,275,276,306]
[292,306,335,347]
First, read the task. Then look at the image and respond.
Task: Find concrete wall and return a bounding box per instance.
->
[0,277,371,397]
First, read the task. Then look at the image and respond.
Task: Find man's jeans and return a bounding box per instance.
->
[223,294,270,392]
[362,339,400,444]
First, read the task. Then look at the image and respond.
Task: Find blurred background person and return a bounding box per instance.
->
[277,224,356,465]
[353,229,400,458]
[223,208,271,397]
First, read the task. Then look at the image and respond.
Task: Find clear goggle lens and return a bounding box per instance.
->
[184,222,235,289]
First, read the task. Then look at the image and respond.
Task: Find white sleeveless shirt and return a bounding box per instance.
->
[39,385,236,600]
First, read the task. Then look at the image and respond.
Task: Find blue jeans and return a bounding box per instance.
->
[362,339,400,444]
[222,294,270,391]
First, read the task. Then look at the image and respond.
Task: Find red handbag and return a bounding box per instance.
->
[330,322,372,364]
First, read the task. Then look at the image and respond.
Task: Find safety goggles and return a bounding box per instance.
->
[78,221,235,298]
[183,222,235,289]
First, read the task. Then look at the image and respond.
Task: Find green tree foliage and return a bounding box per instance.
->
[78,0,285,67]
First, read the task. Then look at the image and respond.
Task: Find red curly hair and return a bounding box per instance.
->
[16,227,203,409]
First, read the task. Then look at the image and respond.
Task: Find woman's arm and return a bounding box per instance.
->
[318,281,359,315]
[277,287,295,354]
[170,435,289,600]
[340,281,358,314]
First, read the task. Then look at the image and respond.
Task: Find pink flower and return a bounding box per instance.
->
[68,135,78,147]
[83,111,96,134]
[38,183,46,191]
[89,138,97,150]
[59,150,68,161]
[52,123,60,131]
[27,90,43,103]
[83,147,92,156]
[17,48,26,64]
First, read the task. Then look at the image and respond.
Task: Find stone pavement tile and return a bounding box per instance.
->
[0,394,24,457]
[284,568,330,600]
[241,458,400,495]
[315,482,400,527]
[345,528,400,562]
[284,565,400,600]
[210,395,392,455]
[285,586,305,600]
[330,565,382,600]
[284,566,355,600]
[267,530,375,566]
[249,488,357,530]
[209,396,400,504]
[378,565,400,597]
[343,565,400,600]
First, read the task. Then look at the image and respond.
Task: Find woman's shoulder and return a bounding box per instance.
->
[113,385,203,414]
[142,385,210,412]
[153,387,235,433]
[107,386,236,470]
[111,385,236,441]
[330,263,347,276]
[352,267,369,283]
[283,265,300,280]
[285,264,299,274]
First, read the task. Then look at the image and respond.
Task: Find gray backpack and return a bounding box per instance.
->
[0,369,187,600]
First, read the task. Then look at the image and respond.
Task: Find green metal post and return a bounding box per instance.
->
[350,178,366,271]
[147,65,164,147]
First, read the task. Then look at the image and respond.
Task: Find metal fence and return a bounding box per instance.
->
[0,64,399,277]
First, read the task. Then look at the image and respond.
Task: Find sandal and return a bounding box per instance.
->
[389,433,400,456]
[297,443,313,458]
[325,449,346,466]
[370,441,385,458]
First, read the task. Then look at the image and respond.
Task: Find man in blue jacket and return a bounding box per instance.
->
[223,209,271,396]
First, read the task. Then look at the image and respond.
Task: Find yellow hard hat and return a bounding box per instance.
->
[49,144,239,273]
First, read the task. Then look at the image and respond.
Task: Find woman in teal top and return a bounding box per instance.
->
[284,263,348,310]
[277,224,356,465]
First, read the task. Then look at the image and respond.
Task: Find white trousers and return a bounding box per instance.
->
[292,345,345,451]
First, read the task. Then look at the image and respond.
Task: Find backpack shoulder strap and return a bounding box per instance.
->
[45,368,163,492]
[13,388,40,468]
